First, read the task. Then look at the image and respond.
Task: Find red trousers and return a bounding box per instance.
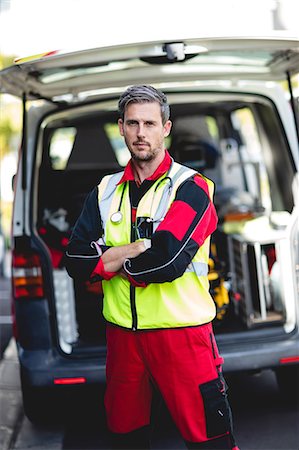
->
[104,322,230,443]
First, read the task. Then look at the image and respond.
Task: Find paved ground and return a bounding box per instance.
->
[0,275,12,358]
[0,339,64,450]
[0,339,23,450]
[1,338,298,450]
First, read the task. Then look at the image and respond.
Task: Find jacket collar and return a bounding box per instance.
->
[117,150,172,185]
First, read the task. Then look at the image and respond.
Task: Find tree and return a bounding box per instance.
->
[0,53,15,70]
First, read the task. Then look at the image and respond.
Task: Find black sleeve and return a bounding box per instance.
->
[64,187,103,281]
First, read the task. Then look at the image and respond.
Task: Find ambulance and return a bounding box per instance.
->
[0,35,298,422]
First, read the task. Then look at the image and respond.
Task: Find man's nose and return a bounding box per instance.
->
[137,123,145,137]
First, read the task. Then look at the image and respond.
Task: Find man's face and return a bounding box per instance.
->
[118,102,172,163]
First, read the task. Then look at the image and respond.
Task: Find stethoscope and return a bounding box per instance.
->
[110,182,127,224]
[110,174,173,225]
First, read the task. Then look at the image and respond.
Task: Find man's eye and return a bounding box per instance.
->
[145,122,154,127]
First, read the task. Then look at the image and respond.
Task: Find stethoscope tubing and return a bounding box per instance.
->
[110,162,174,225]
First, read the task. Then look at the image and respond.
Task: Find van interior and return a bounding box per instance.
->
[36,92,296,355]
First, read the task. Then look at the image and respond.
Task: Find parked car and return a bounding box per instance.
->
[0,36,298,422]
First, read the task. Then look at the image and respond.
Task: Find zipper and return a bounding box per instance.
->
[130,185,138,331]
[130,284,138,331]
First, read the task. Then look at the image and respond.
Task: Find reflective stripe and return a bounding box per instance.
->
[98,172,124,237]
[168,162,196,185]
[153,164,196,230]
[186,261,208,276]
[151,179,172,230]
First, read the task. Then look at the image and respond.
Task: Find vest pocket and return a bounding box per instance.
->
[199,374,231,438]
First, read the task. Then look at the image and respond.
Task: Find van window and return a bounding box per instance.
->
[206,116,219,141]
[49,127,77,170]
[104,123,130,167]
[225,107,271,213]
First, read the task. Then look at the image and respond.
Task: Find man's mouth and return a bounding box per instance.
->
[134,141,149,147]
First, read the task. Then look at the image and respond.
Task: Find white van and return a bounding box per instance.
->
[0,36,298,422]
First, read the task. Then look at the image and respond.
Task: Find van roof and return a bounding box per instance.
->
[0,36,298,103]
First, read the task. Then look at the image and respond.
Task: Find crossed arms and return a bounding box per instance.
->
[65,175,217,286]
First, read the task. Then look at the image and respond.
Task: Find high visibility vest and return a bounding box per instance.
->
[97,161,216,329]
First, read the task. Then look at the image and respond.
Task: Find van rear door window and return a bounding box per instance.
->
[104,123,130,167]
[49,127,77,170]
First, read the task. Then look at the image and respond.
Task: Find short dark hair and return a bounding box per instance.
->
[118,85,170,124]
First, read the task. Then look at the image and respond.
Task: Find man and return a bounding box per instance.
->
[65,85,238,450]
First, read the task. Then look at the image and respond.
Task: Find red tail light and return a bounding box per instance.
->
[280,356,299,364]
[263,244,276,274]
[54,377,86,385]
[12,250,44,299]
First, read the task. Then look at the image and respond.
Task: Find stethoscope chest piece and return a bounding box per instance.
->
[110,211,123,224]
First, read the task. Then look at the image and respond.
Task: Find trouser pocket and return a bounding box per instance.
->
[199,374,232,439]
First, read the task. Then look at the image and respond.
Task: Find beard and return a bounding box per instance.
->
[130,149,155,162]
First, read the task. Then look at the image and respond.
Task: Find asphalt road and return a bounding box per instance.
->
[0,275,12,358]
[6,368,297,450]
[60,370,299,450]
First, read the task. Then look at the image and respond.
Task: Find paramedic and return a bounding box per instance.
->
[65,85,238,450]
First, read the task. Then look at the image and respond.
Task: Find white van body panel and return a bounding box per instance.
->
[1,37,299,99]
[13,102,56,237]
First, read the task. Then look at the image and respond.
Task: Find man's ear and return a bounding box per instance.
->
[163,120,172,137]
[118,118,124,136]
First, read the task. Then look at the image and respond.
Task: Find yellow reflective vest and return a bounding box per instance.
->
[97,161,216,329]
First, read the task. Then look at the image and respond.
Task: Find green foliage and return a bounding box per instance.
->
[0,53,22,157]
[0,116,14,156]
[0,53,16,70]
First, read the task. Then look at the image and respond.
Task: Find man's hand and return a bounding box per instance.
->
[101,241,146,273]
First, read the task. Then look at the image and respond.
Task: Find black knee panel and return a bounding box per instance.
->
[185,433,233,450]
[109,425,150,449]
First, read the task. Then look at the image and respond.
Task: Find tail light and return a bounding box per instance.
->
[263,244,276,274]
[280,356,299,364]
[12,249,44,299]
[54,377,86,385]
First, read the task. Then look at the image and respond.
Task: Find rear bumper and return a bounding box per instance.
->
[219,333,299,373]
[18,331,299,388]
[18,346,106,388]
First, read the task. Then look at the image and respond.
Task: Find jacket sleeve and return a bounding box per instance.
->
[123,175,218,285]
[64,187,104,282]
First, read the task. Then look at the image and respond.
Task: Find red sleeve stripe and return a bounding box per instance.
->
[156,200,197,241]
[91,258,117,280]
[126,273,147,287]
[194,174,210,197]
[191,203,218,246]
